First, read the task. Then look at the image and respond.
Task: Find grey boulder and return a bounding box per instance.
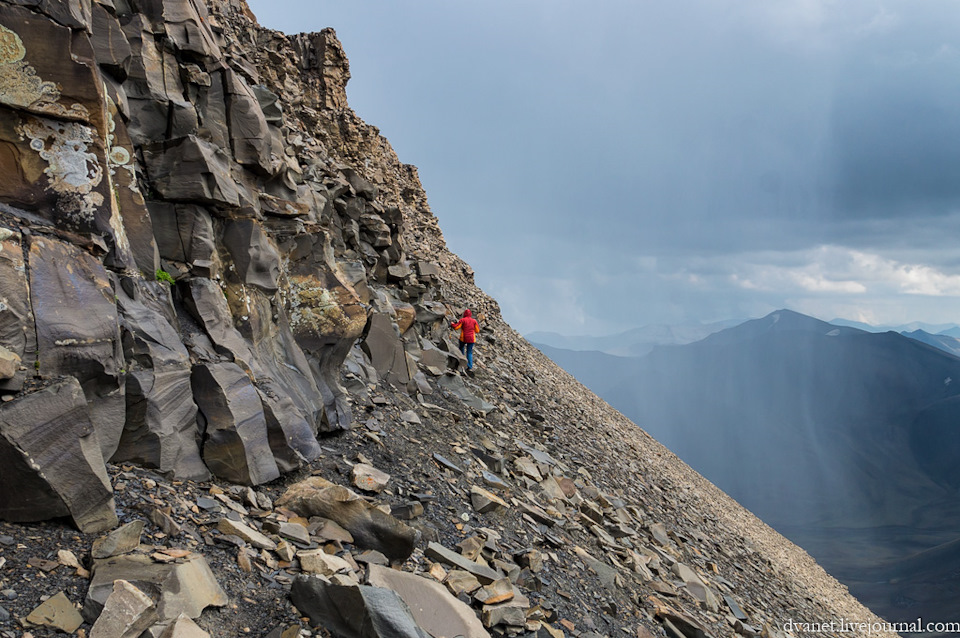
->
[290,576,429,638]
[0,378,117,532]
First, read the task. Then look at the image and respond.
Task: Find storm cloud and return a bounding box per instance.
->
[248,0,960,334]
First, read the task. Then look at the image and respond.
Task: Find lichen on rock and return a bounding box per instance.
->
[0,22,87,120]
[19,116,104,223]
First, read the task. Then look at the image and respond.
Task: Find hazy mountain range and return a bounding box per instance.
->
[531,310,960,626]
[526,319,742,356]
[530,317,960,356]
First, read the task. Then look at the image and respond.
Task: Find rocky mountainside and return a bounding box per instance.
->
[0,2,894,637]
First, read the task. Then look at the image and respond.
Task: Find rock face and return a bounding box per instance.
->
[0,2,898,638]
[0,0,433,504]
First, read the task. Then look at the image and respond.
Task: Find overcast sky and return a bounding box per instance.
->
[247,0,960,336]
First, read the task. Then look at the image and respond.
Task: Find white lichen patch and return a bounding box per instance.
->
[0,23,88,119]
[19,116,104,223]
[104,100,138,194]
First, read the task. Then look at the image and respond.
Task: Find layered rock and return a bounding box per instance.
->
[0,0,459,513]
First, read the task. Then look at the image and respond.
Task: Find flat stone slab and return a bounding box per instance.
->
[367,564,490,638]
[92,520,145,559]
[218,518,277,550]
[424,542,501,585]
[26,591,84,633]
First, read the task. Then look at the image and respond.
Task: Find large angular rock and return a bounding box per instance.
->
[0,378,117,532]
[104,95,159,274]
[0,345,18,379]
[437,373,496,415]
[291,30,350,109]
[113,277,208,480]
[141,0,220,59]
[142,136,244,207]
[122,14,199,141]
[258,388,322,473]
[217,517,277,550]
[222,219,281,292]
[190,68,230,151]
[26,591,84,633]
[298,549,354,577]
[0,228,34,393]
[367,564,491,638]
[84,553,227,623]
[0,6,136,268]
[224,69,273,174]
[424,542,502,585]
[9,1,92,30]
[290,576,430,638]
[276,477,417,562]
[91,3,132,80]
[361,312,412,387]
[285,232,367,431]
[29,236,125,460]
[92,520,145,559]
[0,5,99,118]
[191,362,279,485]
[182,278,258,372]
[150,203,221,276]
[90,579,158,638]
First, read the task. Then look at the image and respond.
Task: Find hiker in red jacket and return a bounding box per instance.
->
[450,309,479,372]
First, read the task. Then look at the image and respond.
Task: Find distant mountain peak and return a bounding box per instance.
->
[700,309,859,346]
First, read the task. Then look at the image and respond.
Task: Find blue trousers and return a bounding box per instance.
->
[459,341,474,369]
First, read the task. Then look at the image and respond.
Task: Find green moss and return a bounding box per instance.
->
[155,269,175,285]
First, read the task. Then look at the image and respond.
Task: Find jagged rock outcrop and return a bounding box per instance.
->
[0,2,900,638]
[0,0,435,502]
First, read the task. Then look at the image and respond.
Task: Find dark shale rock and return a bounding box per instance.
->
[150,203,221,277]
[113,277,208,479]
[290,576,430,638]
[182,277,259,372]
[284,231,367,431]
[90,3,132,81]
[0,228,33,393]
[257,387,322,473]
[190,362,280,486]
[367,564,490,638]
[362,312,412,387]
[142,136,245,207]
[0,378,116,532]
[29,236,125,460]
[84,553,227,624]
[222,219,281,293]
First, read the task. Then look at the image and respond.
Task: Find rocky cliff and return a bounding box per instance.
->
[0,1,896,637]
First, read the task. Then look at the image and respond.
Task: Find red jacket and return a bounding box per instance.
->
[451,310,479,343]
